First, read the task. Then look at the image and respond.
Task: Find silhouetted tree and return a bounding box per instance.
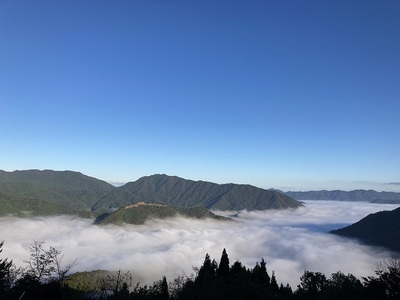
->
[13,273,41,300]
[196,253,216,284]
[296,271,327,300]
[25,241,55,282]
[260,257,271,288]
[169,273,195,299]
[216,248,230,277]
[99,270,132,300]
[280,283,293,300]
[24,241,75,284]
[0,241,12,299]
[160,276,169,300]
[230,260,247,276]
[8,241,75,300]
[270,271,280,294]
[325,271,364,300]
[252,258,270,288]
[117,282,129,300]
[363,258,400,300]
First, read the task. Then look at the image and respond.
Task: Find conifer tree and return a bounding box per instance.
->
[217,248,230,277]
[196,253,216,284]
[160,276,169,300]
[0,241,12,296]
[260,257,270,287]
[230,260,247,275]
[270,271,280,294]
[252,258,271,288]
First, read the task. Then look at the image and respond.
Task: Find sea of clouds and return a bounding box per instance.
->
[0,201,399,288]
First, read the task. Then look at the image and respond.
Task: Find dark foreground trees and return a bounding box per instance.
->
[0,241,13,300]
[0,241,75,300]
[363,258,400,300]
[1,241,400,300]
[174,249,286,300]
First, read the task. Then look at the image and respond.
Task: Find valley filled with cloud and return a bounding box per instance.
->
[1,201,398,288]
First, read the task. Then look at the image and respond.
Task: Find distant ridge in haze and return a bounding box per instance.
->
[286,190,400,203]
[331,207,400,253]
[0,170,302,217]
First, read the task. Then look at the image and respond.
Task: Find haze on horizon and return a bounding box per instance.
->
[1,1,399,192]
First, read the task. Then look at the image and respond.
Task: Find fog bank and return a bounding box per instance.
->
[0,201,398,288]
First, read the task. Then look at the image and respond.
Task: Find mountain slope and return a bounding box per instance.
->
[331,207,400,253]
[0,170,302,216]
[0,191,76,216]
[97,202,231,225]
[0,169,114,215]
[286,189,400,202]
[92,174,302,211]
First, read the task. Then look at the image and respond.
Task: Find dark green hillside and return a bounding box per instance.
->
[0,169,113,192]
[98,203,179,225]
[0,170,114,216]
[0,192,76,216]
[65,270,112,292]
[0,170,302,217]
[178,206,229,220]
[93,174,302,211]
[97,202,231,225]
[331,207,400,253]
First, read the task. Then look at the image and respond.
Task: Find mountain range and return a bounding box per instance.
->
[286,190,400,203]
[331,207,400,253]
[0,170,302,218]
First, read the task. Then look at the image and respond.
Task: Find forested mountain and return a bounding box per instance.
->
[331,207,400,253]
[97,202,231,225]
[0,170,302,217]
[286,189,400,202]
[94,174,302,212]
[0,170,114,216]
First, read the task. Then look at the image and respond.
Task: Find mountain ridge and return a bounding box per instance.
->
[0,170,302,217]
[286,189,400,202]
[93,173,302,211]
[331,207,400,253]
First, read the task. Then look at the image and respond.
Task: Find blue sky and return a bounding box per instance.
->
[1,1,399,191]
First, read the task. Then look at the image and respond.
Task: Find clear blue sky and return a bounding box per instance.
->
[1,1,399,192]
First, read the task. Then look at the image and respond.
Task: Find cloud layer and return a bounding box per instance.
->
[1,201,399,288]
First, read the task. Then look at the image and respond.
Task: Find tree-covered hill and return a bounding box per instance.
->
[97,202,231,225]
[0,170,302,217]
[331,207,400,253]
[0,170,114,216]
[93,174,302,212]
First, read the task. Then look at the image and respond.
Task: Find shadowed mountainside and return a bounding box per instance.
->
[331,207,400,253]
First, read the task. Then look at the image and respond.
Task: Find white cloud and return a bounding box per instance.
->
[0,201,399,288]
